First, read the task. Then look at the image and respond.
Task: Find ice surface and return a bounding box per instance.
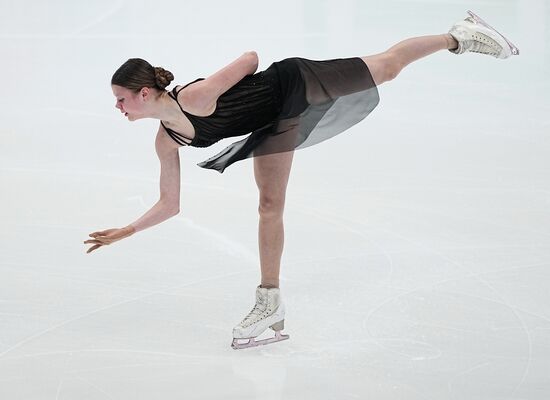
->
[1,0,549,399]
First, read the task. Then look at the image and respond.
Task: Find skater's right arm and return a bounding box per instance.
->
[128,127,181,233]
[84,127,181,253]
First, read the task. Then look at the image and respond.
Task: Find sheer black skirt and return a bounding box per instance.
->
[197,56,380,173]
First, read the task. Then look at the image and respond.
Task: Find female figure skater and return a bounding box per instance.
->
[84,11,518,349]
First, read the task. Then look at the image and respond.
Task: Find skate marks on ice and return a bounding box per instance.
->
[131,192,260,265]
[0,269,252,360]
[67,0,127,37]
[294,201,541,396]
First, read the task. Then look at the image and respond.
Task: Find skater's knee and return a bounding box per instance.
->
[382,52,404,82]
[258,194,285,219]
[362,52,403,85]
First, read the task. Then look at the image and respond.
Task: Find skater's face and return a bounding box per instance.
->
[112,84,150,121]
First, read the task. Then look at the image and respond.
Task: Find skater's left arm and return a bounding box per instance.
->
[181,51,259,113]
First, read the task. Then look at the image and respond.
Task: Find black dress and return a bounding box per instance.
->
[161,57,380,173]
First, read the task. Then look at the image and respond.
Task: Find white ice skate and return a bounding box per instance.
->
[449,10,520,59]
[231,285,289,350]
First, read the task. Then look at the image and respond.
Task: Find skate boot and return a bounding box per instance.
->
[231,285,289,350]
[449,10,520,59]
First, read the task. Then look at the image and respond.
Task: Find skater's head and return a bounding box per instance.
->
[112,58,174,91]
[111,58,174,121]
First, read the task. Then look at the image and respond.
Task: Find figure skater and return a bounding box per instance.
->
[84,11,519,349]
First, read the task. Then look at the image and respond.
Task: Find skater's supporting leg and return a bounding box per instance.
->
[361,34,456,85]
[253,149,294,289]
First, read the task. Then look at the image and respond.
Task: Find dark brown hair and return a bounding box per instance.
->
[111,58,174,92]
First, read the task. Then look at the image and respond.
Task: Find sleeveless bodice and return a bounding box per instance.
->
[161,68,283,148]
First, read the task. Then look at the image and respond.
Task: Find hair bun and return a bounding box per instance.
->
[154,66,174,89]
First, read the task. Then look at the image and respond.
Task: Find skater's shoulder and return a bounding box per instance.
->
[169,82,217,117]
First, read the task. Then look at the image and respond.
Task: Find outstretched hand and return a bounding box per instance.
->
[84,226,136,254]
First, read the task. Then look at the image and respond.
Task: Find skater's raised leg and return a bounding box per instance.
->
[362,11,518,85]
[362,34,456,85]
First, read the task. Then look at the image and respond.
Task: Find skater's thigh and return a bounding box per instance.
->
[254,150,294,202]
[254,150,294,209]
[254,117,300,209]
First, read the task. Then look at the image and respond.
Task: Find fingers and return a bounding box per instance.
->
[86,244,102,254]
[84,239,110,245]
[89,231,106,238]
[89,228,116,237]
[88,230,127,242]
[85,227,124,254]
[89,228,120,238]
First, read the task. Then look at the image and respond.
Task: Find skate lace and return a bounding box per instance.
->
[468,38,501,56]
[463,17,503,56]
[241,297,268,325]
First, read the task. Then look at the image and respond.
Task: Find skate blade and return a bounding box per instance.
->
[467,10,520,55]
[231,331,289,350]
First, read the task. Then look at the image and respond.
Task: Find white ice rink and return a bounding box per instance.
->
[1,0,549,399]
